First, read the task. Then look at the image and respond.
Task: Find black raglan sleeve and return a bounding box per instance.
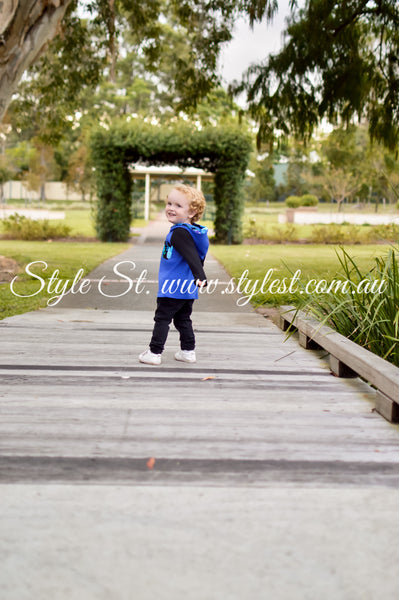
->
[170,228,207,283]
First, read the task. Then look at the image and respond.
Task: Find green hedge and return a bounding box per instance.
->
[285,194,318,208]
[285,195,302,208]
[90,121,252,243]
[301,194,318,207]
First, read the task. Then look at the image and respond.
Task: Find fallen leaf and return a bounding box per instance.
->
[202,376,215,381]
[147,457,156,469]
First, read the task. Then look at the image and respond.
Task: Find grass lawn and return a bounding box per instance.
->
[52,211,147,237]
[54,209,96,237]
[1,207,147,238]
[0,240,130,319]
[210,243,393,306]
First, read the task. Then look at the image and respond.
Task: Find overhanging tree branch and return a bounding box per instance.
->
[0,0,74,123]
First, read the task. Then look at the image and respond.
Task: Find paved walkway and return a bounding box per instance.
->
[1,214,399,599]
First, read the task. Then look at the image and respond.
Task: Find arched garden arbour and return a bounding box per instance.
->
[90,121,252,244]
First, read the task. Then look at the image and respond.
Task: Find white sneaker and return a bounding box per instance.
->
[139,349,162,365]
[175,350,196,363]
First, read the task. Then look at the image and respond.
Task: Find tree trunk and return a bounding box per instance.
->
[0,0,74,124]
[108,0,117,84]
[40,145,46,204]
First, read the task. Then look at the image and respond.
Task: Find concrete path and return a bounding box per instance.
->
[1,213,399,600]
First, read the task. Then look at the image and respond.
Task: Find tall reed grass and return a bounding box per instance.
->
[297,247,399,366]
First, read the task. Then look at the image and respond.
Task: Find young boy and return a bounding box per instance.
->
[139,184,209,365]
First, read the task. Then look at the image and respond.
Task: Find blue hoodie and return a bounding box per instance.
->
[158,223,209,300]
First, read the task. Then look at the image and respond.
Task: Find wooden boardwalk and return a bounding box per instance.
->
[1,307,399,482]
[1,216,399,598]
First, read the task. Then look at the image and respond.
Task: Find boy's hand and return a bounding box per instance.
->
[196,279,207,288]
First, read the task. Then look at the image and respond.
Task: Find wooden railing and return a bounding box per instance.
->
[278,306,399,423]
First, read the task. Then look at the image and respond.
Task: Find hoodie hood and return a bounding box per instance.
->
[170,223,209,260]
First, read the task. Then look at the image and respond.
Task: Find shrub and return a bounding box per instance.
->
[297,248,399,366]
[301,194,318,207]
[371,223,399,242]
[309,224,363,244]
[0,214,71,240]
[243,217,258,239]
[309,224,347,244]
[269,224,298,243]
[285,195,302,208]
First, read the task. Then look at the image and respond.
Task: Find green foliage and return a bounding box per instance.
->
[300,194,318,207]
[298,248,399,366]
[9,3,105,146]
[0,214,71,241]
[240,1,399,151]
[90,120,252,243]
[309,224,363,245]
[243,218,298,243]
[372,223,399,242]
[8,1,239,133]
[269,224,298,243]
[309,222,399,244]
[246,154,276,203]
[285,195,302,208]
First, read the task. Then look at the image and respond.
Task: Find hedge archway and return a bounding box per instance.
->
[90,121,252,244]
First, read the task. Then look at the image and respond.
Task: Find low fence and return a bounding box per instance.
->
[0,208,65,220]
[1,181,86,203]
[280,209,399,225]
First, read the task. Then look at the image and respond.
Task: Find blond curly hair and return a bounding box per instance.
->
[170,184,206,223]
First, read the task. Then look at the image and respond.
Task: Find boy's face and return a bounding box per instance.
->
[165,189,195,225]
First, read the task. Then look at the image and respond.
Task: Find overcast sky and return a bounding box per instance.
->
[217,0,295,85]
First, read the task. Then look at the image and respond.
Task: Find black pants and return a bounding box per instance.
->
[150,297,195,354]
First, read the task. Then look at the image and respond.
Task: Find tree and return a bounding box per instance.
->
[3,1,399,153]
[0,0,75,123]
[320,166,358,211]
[315,124,399,209]
[25,140,60,203]
[246,154,275,203]
[239,0,399,151]
[0,155,15,203]
[0,0,239,125]
[66,139,95,202]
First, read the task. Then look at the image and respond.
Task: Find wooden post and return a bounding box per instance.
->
[329,355,357,378]
[144,173,150,221]
[375,391,399,423]
[196,175,202,191]
[298,331,321,350]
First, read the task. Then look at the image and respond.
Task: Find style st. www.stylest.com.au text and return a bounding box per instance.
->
[9,261,387,307]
